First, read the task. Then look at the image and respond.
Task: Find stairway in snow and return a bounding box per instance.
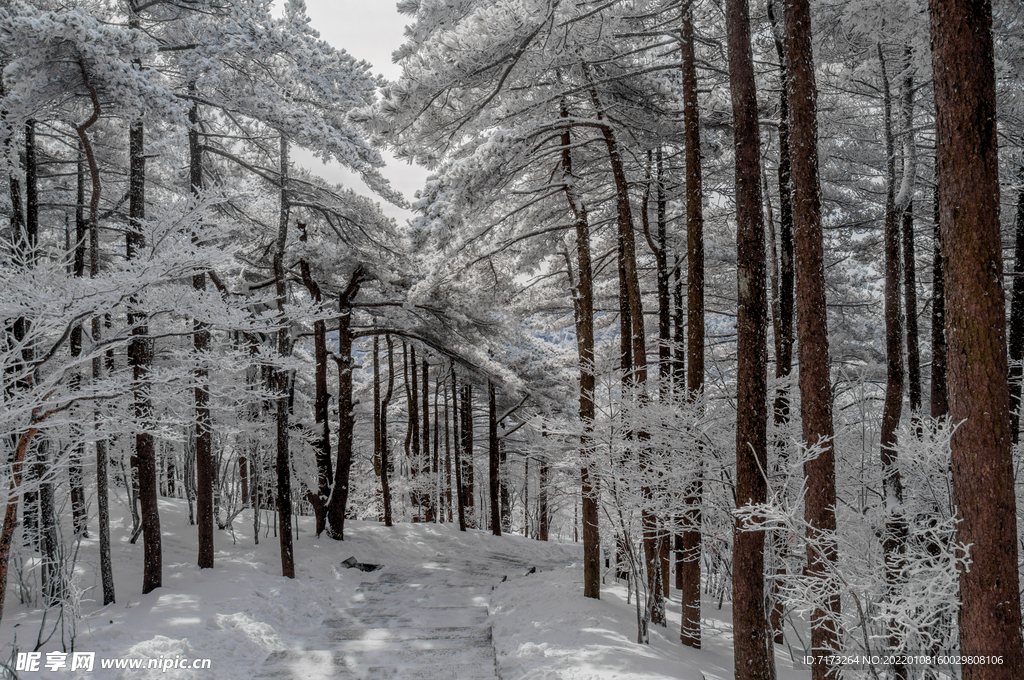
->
[256,553,534,679]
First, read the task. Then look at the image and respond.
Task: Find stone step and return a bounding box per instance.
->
[326,606,489,627]
[327,636,490,652]
[257,649,498,679]
[323,626,491,644]
[352,594,489,608]
[324,615,488,629]
[362,664,497,679]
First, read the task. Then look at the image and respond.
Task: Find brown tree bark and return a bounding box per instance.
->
[559,109,600,598]
[784,0,840,670]
[680,0,704,649]
[930,175,948,419]
[930,0,1024,676]
[725,0,774,674]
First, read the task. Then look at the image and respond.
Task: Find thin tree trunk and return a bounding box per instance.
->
[725,0,774,673]
[766,2,793,635]
[460,382,475,528]
[878,44,910,679]
[73,70,114,604]
[298,223,331,536]
[274,136,295,579]
[648,149,672,393]
[444,369,453,523]
[20,120,41,556]
[423,357,434,522]
[381,335,395,527]
[190,101,215,570]
[326,271,364,539]
[1008,165,1024,442]
[898,51,921,424]
[408,344,421,518]
[452,372,466,531]
[373,335,382,504]
[69,141,90,545]
[489,380,501,536]
[784,0,840,670]
[930,0,1024,675]
[500,440,510,532]
[681,0,704,649]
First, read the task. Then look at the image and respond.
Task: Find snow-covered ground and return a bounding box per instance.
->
[0,499,807,679]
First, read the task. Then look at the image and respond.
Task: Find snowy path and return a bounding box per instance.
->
[256,549,542,679]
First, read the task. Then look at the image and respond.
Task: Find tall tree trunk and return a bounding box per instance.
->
[725,0,774,674]
[898,52,921,423]
[70,140,90,543]
[680,0,704,649]
[488,380,501,536]
[381,335,395,527]
[538,458,549,541]
[411,346,422,518]
[326,271,364,539]
[1008,165,1024,442]
[930,0,1024,676]
[452,372,466,531]
[129,111,162,593]
[423,357,434,522]
[559,108,600,598]
[878,44,911,678]
[372,336,383,510]
[903,202,921,417]
[190,101,215,570]
[20,120,41,556]
[298,223,331,536]
[460,382,475,528]
[274,136,295,579]
[444,369,453,523]
[500,440,511,532]
[766,0,794,645]
[784,0,840,670]
[73,69,114,604]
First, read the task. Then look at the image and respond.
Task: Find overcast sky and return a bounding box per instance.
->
[291,0,428,222]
